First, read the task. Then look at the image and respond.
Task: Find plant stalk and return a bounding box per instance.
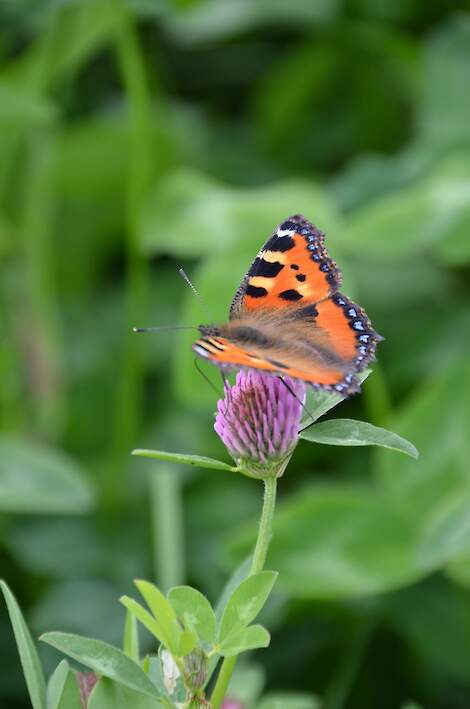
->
[210,475,278,709]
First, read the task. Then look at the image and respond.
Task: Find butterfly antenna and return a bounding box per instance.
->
[278,377,315,427]
[179,268,213,321]
[193,357,223,398]
[132,325,198,333]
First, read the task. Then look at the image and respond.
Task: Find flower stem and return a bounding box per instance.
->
[250,476,278,575]
[211,476,278,709]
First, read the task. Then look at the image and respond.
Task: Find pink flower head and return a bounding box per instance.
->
[214,371,305,478]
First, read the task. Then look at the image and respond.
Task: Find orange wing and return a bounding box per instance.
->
[192,333,353,390]
[194,291,381,396]
[230,214,341,318]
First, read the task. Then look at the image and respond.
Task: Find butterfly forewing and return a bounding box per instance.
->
[230,215,341,319]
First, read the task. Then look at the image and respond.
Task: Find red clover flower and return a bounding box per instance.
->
[214,371,306,478]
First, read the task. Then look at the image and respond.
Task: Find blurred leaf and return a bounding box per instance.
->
[47,660,82,709]
[386,579,470,685]
[376,359,470,568]
[132,448,237,472]
[87,677,164,709]
[32,581,125,647]
[446,552,470,590]
[257,693,320,709]
[0,580,47,709]
[164,0,339,44]
[225,486,425,599]
[8,0,119,91]
[139,169,235,258]
[0,436,94,514]
[40,633,160,699]
[219,624,270,657]
[6,519,146,585]
[342,154,470,259]
[226,661,265,705]
[419,16,470,146]
[168,586,216,645]
[139,169,340,260]
[218,571,277,643]
[0,81,57,126]
[301,418,418,458]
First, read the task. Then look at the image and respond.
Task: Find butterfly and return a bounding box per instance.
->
[192,215,382,396]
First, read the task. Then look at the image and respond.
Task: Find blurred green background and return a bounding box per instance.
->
[1,1,470,707]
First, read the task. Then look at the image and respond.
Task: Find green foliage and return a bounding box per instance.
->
[0,436,95,513]
[168,586,216,645]
[87,678,164,709]
[132,448,238,472]
[217,572,277,646]
[46,661,81,709]
[40,632,161,699]
[0,581,46,709]
[301,418,418,458]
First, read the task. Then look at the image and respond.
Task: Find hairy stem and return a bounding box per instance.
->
[211,475,278,709]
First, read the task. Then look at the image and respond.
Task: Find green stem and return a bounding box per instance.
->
[249,476,278,575]
[210,476,278,709]
[149,467,185,592]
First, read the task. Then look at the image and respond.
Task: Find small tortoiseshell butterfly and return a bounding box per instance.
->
[193,215,382,396]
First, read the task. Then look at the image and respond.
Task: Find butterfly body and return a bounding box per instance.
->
[193,215,382,396]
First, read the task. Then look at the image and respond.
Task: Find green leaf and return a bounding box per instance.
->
[123,609,139,661]
[0,436,94,514]
[131,449,238,472]
[120,597,170,651]
[301,418,418,458]
[168,586,216,645]
[0,579,47,709]
[177,628,198,657]
[219,624,270,657]
[218,571,277,644]
[257,693,321,709]
[40,633,160,700]
[420,16,470,145]
[135,580,183,656]
[87,677,165,709]
[214,557,252,624]
[47,660,82,709]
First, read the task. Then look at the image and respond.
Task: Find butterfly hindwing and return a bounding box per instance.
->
[230,215,341,318]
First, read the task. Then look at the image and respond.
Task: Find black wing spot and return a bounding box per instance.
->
[264,235,295,252]
[248,257,284,278]
[290,264,299,270]
[296,274,306,282]
[293,304,318,319]
[245,284,268,298]
[279,289,303,301]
